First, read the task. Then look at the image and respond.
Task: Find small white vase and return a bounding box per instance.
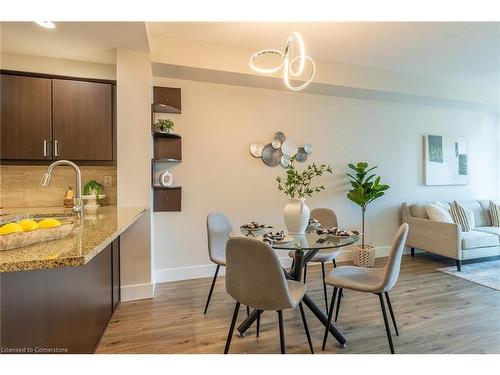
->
[283,198,310,234]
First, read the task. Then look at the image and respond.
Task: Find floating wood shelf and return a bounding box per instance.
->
[153,131,181,138]
[152,87,181,114]
[153,186,182,212]
[154,136,182,161]
[153,158,181,162]
[151,87,183,212]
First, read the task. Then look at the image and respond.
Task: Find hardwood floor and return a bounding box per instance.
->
[97,254,500,354]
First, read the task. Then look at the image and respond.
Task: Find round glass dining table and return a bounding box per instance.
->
[230,225,359,347]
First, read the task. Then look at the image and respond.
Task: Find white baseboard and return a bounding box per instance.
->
[121,282,155,302]
[155,245,405,284]
[155,263,225,283]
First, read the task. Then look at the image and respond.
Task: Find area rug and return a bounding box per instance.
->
[437,260,500,291]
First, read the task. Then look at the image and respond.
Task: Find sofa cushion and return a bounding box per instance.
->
[461,230,499,250]
[434,201,450,209]
[473,226,500,239]
[410,204,429,219]
[450,201,475,231]
[488,200,500,227]
[425,203,453,223]
[479,200,493,226]
[458,200,489,227]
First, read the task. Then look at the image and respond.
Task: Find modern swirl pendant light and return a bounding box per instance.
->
[249,32,315,91]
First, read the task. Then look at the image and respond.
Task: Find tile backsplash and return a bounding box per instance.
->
[0,165,117,208]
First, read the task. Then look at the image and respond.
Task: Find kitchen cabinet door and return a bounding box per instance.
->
[0,74,52,160]
[52,79,113,161]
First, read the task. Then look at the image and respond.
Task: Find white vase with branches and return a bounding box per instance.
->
[276,158,333,234]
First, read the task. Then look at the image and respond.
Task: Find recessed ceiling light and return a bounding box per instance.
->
[35,21,56,29]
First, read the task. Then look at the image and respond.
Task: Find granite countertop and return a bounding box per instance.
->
[0,206,146,272]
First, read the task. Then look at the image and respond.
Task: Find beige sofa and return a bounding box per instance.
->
[401,200,500,271]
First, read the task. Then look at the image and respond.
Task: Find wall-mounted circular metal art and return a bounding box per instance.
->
[249,143,265,158]
[295,146,308,162]
[274,131,286,143]
[281,140,298,158]
[250,131,312,167]
[280,155,291,168]
[271,138,282,149]
[262,143,282,167]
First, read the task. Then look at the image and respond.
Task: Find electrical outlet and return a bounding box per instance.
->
[104,176,112,187]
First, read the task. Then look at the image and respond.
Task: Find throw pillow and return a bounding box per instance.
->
[450,201,474,232]
[489,200,500,227]
[425,203,454,223]
[434,201,450,209]
[466,208,475,229]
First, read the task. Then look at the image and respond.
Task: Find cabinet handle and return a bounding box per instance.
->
[43,140,48,157]
[54,140,59,157]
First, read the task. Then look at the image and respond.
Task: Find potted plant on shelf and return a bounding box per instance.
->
[277,158,333,234]
[346,162,389,267]
[154,118,175,134]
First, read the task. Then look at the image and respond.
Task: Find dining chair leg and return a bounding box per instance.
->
[384,292,399,336]
[291,259,295,270]
[378,293,395,354]
[335,288,343,322]
[246,305,250,316]
[321,262,329,314]
[330,260,343,296]
[303,264,308,284]
[224,301,241,354]
[277,310,286,354]
[204,265,220,314]
[298,302,314,354]
[256,310,261,337]
[322,287,338,351]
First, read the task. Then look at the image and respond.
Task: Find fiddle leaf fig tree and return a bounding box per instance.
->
[346,162,389,247]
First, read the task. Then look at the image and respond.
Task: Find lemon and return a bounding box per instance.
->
[0,222,23,235]
[38,218,62,229]
[19,219,39,232]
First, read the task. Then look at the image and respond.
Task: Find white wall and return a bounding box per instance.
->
[116,49,154,301]
[153,77,498,282]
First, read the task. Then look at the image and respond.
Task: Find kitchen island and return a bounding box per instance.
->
[0,206,146,354]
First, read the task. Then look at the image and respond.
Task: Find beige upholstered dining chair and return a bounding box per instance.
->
[224,237,314,354]
[204,212,233,314]
[289,208,340,313]
[322,223,409,354]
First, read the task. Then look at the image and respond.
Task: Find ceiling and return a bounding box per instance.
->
[1,22,150,64]
[2,22,499,85]
[147,22,500,85]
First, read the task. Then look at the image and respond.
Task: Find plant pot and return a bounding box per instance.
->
[82,194,106,214]
[352,244,376,268]
[283,198,310,234]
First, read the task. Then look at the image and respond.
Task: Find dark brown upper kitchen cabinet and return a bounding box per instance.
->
[52,79,113,161]
[0,74,52,160]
